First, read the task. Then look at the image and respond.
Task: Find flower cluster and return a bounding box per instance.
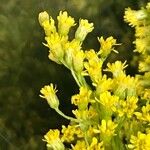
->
[39,3,150,150]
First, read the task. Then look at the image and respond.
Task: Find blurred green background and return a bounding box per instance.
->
[0,0,148,149]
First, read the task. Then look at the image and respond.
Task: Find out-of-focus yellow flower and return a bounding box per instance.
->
[134,38,150,54]
[94,120,117,137]
[128,132,150,150]
[135,103,150,122]
[124,8,147,27]
[43,129,65,150]
[57,11,75,36]
[135,26,150,38]
[75,19,94,42]
[71,86,92,110]
[40,84,59,109]
[98,36,118,59]
[72,140,87,150]
[105,61,128,78]
[139,56,150,72]
[143,89,150,100]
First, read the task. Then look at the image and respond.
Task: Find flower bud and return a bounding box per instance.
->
[38,11,49,26]
[75,19,94,42]
[57,11,75,36]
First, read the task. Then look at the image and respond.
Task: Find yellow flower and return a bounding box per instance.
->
[135,103,150,122]
[88,137,104,150]
[117,96,138,118]
[84,49,103,83]
[94,120,117,137]
[75,19,94,42]
[72,108,97,131]
[57,11,75,36]
[113,75,138,99]
[98,36,117,58]
[135,26,150,38]
[124,8,147,27]
[38,11,49,26]
[105,61,128,77]
[39,11,56,36]
[146,2,150,10]
[143,89,150,100]
[46,33,66,61]
[72,140,87,150]
[42,17,56,36]
[134,38,150,54]
[43,129,65,150]
[98,91,119,112]
[72,49,85,72]
[63,39,81,68]
[95,75,114,94]
[139,56,150,72]
[72,138,104,150]
[40,84,59,109]
[71,86,92,110]
[128,132,150,150]
[61,125,83,142]
[72,108,97,121]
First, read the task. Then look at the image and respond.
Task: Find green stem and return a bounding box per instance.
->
[111,116,126,150]
[84,132,89,148]
[55,108,78,123]
[71,69,81,87]
[71,69,90,88]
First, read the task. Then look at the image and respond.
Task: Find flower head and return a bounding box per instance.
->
[38,11,49,26]
[40,84,59,109]
[117,96,138,118]
[84,49,103,83]
[57,11,75,36]
[105,61,128,77]
[39,11,56,36]
[95,75,113,94]
[72,140,87,150]
[98,91,119,112]
[124,8,147,27]
[61,125,83,142]
[75,19,94,42]
[135,103,150,122]
[128,132,150,150]
[88,137,104,150]
[71,86,92,110]
[46,33,67,61]
[94,120,117,137]
[43,129,65,150]
[98,36,118,59]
